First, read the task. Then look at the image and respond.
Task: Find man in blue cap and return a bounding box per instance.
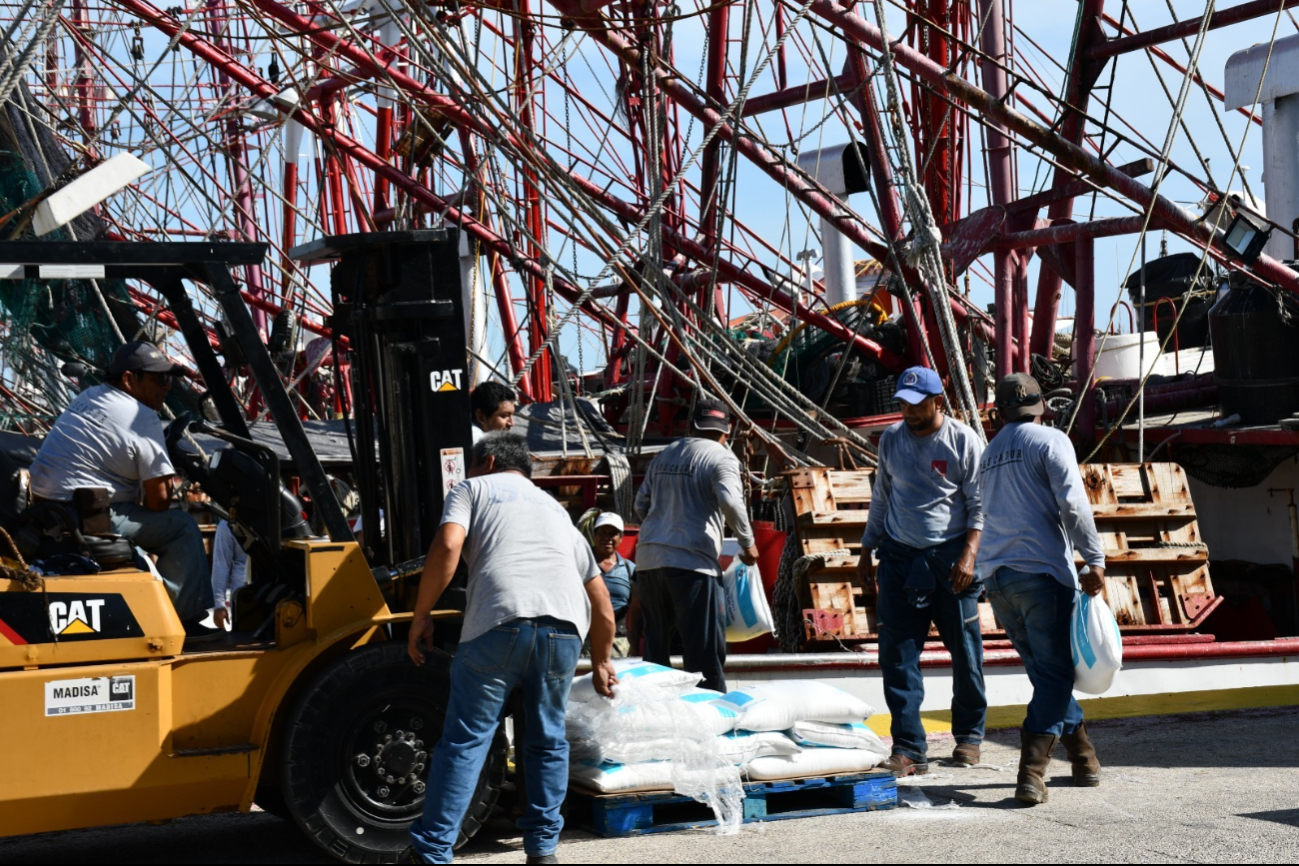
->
[857,366,987,775]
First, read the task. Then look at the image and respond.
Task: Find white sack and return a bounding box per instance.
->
[1071,591,1123,695]
[787,720,887,753]
[745,746,886,781]
[715,731,802,765]
[570,760,675,794]
[570,659,701,703]
[715,681,875,732]
[679,687,739,736]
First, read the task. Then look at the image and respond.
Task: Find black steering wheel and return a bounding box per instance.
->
[163,412,211,483]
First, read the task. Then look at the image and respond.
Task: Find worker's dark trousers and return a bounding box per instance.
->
[638,566,727,693]
[876,538,986,763]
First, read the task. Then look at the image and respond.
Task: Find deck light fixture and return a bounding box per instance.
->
[1222,205,1271,265]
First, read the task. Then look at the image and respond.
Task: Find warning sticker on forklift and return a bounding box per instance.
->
[45,675,135,716]
[440,447,466,495]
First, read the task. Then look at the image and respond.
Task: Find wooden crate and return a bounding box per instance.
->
[788,468,878,642]
[1079,463,1219,629]
[790,462,1219,645]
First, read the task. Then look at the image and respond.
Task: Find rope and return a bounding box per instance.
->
[0,526,42,591]
[503,0,823,392]
[605,450,635,520]
[1066,0,1219,437]
[868,0,985,442]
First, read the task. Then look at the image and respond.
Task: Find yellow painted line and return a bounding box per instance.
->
[863,684,1299,737]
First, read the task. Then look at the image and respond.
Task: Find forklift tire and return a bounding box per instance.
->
[279,641,506,863]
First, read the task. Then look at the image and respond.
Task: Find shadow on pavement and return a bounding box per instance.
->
[1238,809,1299,828]
[979,705,1299,770]
[0,813,321,864]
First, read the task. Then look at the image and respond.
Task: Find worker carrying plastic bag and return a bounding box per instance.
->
[1071,590,1123,694]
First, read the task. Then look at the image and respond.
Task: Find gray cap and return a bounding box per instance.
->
[108,341,184,378]
[994,373,1044,421]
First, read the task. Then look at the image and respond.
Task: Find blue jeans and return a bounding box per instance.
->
[983,568,1083,737]
[876,542,986,762]
[110,503,212,621]
[410,617,580,863]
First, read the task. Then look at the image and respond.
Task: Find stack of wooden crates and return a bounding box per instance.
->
[789,462,1219,645]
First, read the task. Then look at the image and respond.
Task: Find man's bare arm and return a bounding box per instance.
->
[142,476,173,512]
[407,523,466,666]
[584,575,619,698]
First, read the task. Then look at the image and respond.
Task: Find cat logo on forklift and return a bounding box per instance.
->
[49,598,106,635]
[429,368,465,393]
[0,592,142,645]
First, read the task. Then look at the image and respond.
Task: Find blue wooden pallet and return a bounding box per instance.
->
[566,770,898,837]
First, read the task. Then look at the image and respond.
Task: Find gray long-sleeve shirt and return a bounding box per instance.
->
[976,420,1106,588]
[634,437,755,575]
[860,416,985,551]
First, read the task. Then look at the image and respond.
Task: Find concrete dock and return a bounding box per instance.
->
[2,706,1296,864]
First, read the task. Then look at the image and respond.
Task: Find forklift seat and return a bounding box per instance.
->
[0,453,133,569]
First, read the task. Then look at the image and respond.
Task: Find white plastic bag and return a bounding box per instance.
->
[723,559,775,642]
[566,712,603,763]
[570,659,701,703]
[569,677,746,833]
[787,720,887,753]
[715,731,802,765]
[745,746,886,781]
[715,681,875,732]
[1071,591,1123,695]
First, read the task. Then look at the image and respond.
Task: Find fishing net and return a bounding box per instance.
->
[1,78,197,423]
[0,150,137,378]
[754,301,904,416]
[1175,444,1299,489]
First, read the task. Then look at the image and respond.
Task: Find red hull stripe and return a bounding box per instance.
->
[0,616,27,646]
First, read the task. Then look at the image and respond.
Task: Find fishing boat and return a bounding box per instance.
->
[2,0,1298,729]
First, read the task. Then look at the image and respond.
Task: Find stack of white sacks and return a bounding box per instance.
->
[566,660,887,796]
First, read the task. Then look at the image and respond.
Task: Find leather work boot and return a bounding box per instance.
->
[879,753,929,776]
[951,743,981,767]
[1015,729,1059,806]
[1060,721,1101,787]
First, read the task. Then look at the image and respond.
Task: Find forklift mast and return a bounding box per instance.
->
[292,230,475,568]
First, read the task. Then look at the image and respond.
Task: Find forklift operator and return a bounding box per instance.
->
[28,341,218,642]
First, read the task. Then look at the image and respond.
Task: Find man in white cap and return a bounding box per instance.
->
[588,511,634,658]
[858,366,986,776]
[634,398,758,692]
[30,341,218,641]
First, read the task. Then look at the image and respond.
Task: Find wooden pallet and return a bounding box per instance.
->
[566,771,898,837]
[790,462,1219,644]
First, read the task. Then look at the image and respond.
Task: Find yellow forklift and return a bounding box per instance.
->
[0,232,504,862]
